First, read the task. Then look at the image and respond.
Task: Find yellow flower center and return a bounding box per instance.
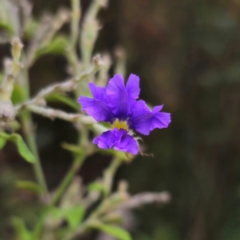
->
[111,119,129,131]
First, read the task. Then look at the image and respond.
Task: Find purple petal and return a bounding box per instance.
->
[114,132,139,155]
[129,101,171,135]
[130,100,149,118]
[126,74,140,99]
[106,74,136,120]
[93,129,139,155]
[93,130,121,149]
[79,96,114,122]
[88,82,106,101]
[152,105,164,113]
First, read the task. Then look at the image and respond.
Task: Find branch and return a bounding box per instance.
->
[26,105,95,124]
[15,55,104,112]
[118,191,171,210]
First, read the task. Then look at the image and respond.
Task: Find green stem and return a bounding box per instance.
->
[32,141,86,238]
[20,65,48,198]
[62,157,123,240]
[20,111,48,197]
[50,152,85,206]
[103,157,122,196]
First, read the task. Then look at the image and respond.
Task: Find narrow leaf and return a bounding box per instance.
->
[0,135,7,149]
[0,132,35,163]
[35,35,68,58]
[92,223,132,240]
[11,217,32,240]
[11,84,27,104]
[61,142,84,155]
[47,93,80,111]
[16,180,42,194]
[87,182,107,194]
[65,205,85,229]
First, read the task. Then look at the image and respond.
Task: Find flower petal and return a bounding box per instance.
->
[129,100,149,118]
[78,96,114,122]
[79,82,114,122]
[114,132,139,155]
[126,74,140,99]
[93,129,139,155]
[93,130,120,149]
[129,100,171,135]
[88,82,106,101]
[106,74,136,120]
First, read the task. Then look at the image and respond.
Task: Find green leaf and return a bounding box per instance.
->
[98,148,128,161]
[50,205,85,229]
[0,132,35,163]
[16,180,42,194]
[65,205,85,229]
[35,35,69,58]
[92,223,132,240]
[11,217,32,240]
[0,133,7,149]
[61,142,84,155]
[87,181,107,194]
[0,71,3,85]
[11,84,27,104]
[46,93,80,111]
[0,22,14,35]
[24,19,40,39]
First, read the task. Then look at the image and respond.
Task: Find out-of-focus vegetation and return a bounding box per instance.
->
[0,0,170,239]
[1,0,240,240]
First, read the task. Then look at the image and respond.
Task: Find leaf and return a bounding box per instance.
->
[61,142,84,155]
[11,217,32,240]
[98,148,128,161]
[0,132,35,163]
[24,19,40,39]
[87,181,107,194]
[92,223,132,240]
[65,205,85,229]
[35,35,69,58]
[11,84,27,104]
[0,71,3,85]
[0,22,14,35]
[46,93,80,111]
[16,180,42,194]
[50,205,85,229]
[0,135,7,149]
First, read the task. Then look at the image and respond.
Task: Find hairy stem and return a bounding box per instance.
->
[20,111,48,197]
[103,157,122,196]
[20,67,48,198]
[50,152,86,206]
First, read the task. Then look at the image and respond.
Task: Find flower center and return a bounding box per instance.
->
[111,119,129,131]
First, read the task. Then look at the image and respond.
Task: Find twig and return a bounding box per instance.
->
[15,55,103,112]
[27,105,90,123]
[118,191,171,210]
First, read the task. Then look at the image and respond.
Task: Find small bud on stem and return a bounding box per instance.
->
[11,37,24,63]
[0,38,23,99]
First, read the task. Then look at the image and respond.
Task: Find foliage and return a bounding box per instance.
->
[0,0,170,239]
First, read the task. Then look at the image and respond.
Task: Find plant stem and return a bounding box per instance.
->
[50,152,86,206]
[20,111,48,197]
[62,157,123,240]
[103,157,122,196]
[20,66,48,198]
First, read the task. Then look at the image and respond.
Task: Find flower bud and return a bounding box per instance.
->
[11,37,24,62]
[93,54,104,68]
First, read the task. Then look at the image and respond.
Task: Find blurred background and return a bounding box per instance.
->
[1,0,240,239]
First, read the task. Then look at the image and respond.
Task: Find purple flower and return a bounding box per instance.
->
[79,74,171,155]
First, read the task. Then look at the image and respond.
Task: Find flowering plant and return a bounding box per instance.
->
[0,0,171,239]
[79,74,171,154]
